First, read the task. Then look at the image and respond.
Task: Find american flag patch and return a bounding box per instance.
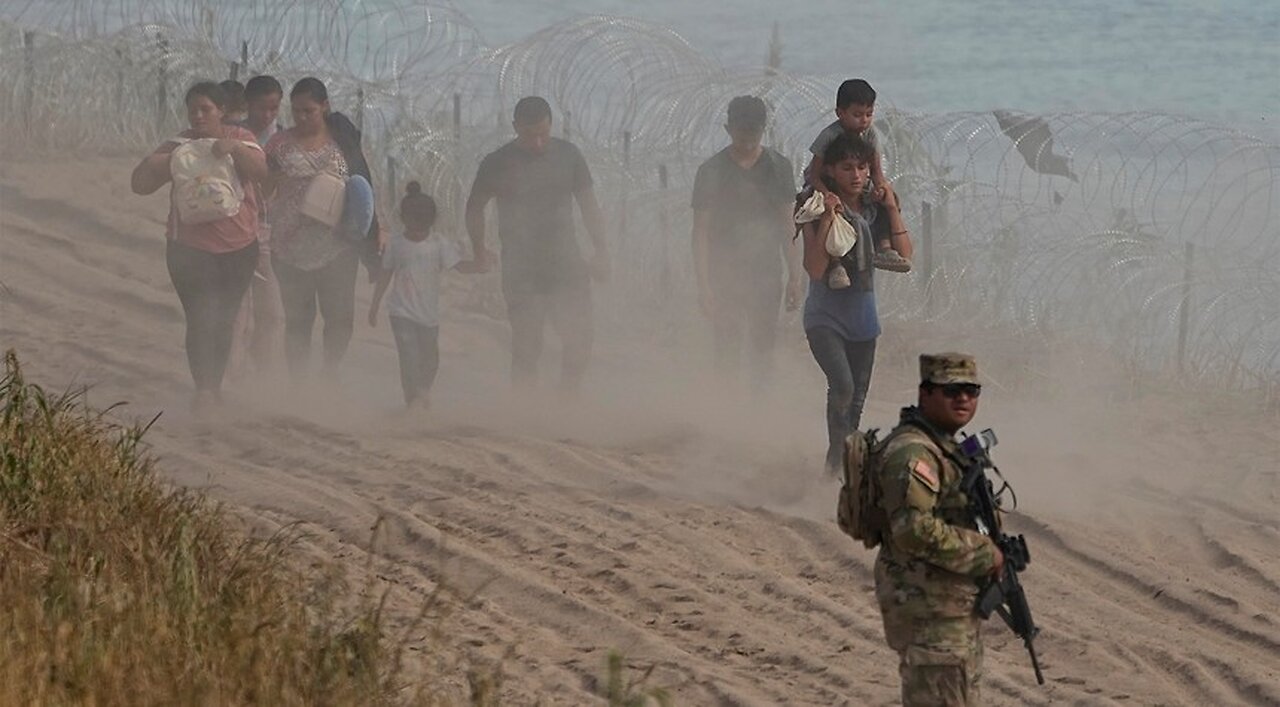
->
[911,459,940,491]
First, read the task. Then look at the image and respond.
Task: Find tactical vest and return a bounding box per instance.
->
[881,423,974,531]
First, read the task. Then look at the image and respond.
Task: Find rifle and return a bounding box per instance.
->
[957,429,1045,686]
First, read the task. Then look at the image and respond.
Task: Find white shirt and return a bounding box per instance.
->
[381,232,463,327]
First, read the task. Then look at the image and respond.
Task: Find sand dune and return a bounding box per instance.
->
[1,157,1277,705]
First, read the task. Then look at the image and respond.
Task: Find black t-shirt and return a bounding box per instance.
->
[471,138,593,291]
[691,147,796,283]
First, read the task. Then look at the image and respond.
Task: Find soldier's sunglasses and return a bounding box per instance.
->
[939,383,982,399]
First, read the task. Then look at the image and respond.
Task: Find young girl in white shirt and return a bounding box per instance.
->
[369,182,479,407]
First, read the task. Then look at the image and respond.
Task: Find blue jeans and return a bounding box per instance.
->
[389,316,439,405]
[806,327,877,471]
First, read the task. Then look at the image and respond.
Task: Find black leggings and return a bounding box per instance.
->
[166,240,259,392]
[273,248,359,377]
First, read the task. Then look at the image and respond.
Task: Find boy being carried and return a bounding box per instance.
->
[805,78,910,274]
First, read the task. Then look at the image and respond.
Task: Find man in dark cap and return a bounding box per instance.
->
[691,95,802,392]
[871,352,1004,706]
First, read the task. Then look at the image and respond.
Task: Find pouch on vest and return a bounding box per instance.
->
[169,137,248,225]
[836,428,890,549]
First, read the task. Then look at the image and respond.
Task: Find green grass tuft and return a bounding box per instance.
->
[0,350,429,705]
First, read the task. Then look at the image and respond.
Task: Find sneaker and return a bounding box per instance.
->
[873,250,912,273]
[827,263,852,289]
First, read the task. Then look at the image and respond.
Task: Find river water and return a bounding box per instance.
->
[466,0,1279,139]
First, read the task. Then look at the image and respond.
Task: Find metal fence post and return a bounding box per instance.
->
[156,36,169,134]
[22,31,35,133]
[453,93,462,140]
[659,164,671,296]
[1176,242,1195,375]
[620,130,632,241]
[115,46,126,114]
[922,200,934,317]
[453,92,464,235]
[354,87,365,132]
[386,156,397,212]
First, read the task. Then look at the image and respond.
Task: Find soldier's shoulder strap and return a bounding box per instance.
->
[881,423,944,458]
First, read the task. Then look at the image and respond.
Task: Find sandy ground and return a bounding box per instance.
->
[1,157,1278,706]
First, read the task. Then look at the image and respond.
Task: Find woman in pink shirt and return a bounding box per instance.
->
[130,81,267,414]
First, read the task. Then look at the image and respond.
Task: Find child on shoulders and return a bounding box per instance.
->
[804,78,910,276]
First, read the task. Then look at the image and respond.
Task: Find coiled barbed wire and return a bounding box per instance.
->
[1,5,1277,391]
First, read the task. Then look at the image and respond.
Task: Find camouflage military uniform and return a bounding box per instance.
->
[873,355,997,706]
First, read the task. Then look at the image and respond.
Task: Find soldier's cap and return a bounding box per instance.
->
[920,352,979,385]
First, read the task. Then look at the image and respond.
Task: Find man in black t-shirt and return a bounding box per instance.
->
[465,97,609,391]
[691,96,802,389]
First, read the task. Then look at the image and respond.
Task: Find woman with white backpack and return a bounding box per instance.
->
[130,81,267,415]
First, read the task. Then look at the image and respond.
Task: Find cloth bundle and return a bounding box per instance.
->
[794,190,857,258]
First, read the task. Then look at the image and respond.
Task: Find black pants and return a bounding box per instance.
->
[806,326,877,471]
[709,271,781,389]
[273,248,359,377]
[504,278,593,390]
[166,240,259,392]
[389,316,439,405]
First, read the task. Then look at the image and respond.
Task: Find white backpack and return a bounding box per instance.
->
[169,137,255,225]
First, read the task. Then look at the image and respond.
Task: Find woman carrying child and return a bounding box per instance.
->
[368,183,478,409]
[130,81,267,415]
[800,133,913,475]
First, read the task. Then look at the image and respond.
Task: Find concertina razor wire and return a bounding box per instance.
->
[1,3,1277,395]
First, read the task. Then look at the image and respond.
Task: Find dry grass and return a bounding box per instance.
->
[0,350,431,705]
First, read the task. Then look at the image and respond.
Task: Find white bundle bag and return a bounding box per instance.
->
[793,191,857,258]
[169,137,255,225]
[300,171,346,227]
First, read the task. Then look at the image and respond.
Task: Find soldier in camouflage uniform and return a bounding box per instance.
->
[873,353,1004,706]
